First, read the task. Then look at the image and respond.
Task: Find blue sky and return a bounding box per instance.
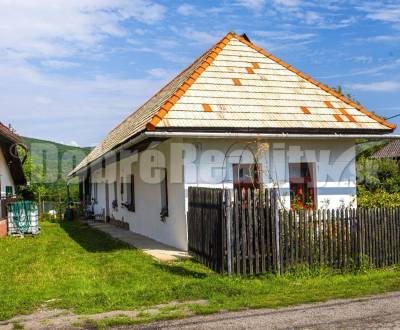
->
[0,0,399,146]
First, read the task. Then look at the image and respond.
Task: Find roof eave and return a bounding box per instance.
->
[148,126,394,136]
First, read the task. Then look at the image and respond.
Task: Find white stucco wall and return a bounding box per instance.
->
[0,148,16,218]
[0,148,16,197]
[83,137,357,251]
[88,139,187,250]
[181,138,357,211]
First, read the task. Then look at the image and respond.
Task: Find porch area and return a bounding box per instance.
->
[87,221,189,262]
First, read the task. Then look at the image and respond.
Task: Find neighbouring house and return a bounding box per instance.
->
[70,32,395,251]
[372,139,400,161]
[0,123,26,235]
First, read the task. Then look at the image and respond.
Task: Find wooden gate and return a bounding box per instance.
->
[187,187,225,273]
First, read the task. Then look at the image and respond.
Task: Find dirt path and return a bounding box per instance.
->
[130,292,400,330]
[1,292,400,329]
[0,300,207,330]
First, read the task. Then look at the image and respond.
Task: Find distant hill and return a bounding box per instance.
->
[22,136,92,180]
[22,136,92,154]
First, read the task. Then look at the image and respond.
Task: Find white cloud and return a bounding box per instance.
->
[350,56,373,64]
[0,0,166,59]
[34,96,51,105]
[304,11,322,24]
[0,60,169,145]
[319,59,400,79]
[147,68,169,78]
[68,140,80,147]
[357,2,400,23]
[182,28,221,45]
[236,0,266,10]
[177,4,196,16]
[41,60,81,69]
[348,81,400,92]
[253,30,315,41]
[364,35,400,42]
[273,0,301,7]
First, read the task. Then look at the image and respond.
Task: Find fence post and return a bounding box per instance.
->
[225,189,233,275]
[271,188,281,274]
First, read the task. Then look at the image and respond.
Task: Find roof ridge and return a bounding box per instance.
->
[145,32,234,130]
[232,33,396,131]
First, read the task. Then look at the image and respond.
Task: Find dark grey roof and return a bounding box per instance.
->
[372,140,400,159]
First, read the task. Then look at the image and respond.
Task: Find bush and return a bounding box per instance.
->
[357,186,400,208]
[357,158,400,193]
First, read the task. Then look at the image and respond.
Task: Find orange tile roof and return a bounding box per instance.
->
[233,34,395,131]
[71,32,396,174]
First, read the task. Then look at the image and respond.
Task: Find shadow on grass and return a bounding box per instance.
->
[154,263,208,278]
[60,221,130,253]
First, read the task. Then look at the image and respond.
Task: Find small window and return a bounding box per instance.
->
[126,175,135,212]
[5,186,13,197]
[102,158,106,178]
[113,181,118,202]
[232,164,261,189]
[93,183,98,203]
[289,163,316,209]
[160,168,168,217]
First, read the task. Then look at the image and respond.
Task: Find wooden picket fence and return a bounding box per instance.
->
[187,187,400,275]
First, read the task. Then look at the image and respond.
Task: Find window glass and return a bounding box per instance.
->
[5,186,13,197]
[289,163,316,209]
[160,168,168,216]
[127,175,135,212]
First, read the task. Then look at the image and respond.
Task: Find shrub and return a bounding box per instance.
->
[357,186,400,208]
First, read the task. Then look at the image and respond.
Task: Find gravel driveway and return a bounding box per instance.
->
[130,292,400,330]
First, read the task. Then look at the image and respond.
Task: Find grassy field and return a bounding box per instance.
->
[1,222,400,322]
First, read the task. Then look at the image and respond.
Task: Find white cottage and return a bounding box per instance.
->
[70,32,395,251]
[0,123,26,219]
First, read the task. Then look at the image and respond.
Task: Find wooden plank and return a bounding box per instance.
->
[340,208,345,270]
[396,207,399,264]
[318,209,322,265]
[372,208,378,267]
[247,190,254,275]
[363,208,368,265]
[259,189,266,273]
[327,209,332,267]
[294,210,299,265]
[234,189,240,274]
[289,210,294,269]
[225,189,232,274]
[241,190,247,275]
[265,189,271,271]
[309,210,314,267]
[281,210,286,272]
[322,209,327,265]
[389,208,394,265]
[395,208,399,264]
[332,210,339,268]
[254,189,260,274]
[377,208,382,267]
[356,208,361,267]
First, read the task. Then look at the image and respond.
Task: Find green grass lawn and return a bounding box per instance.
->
[1,221,400,321]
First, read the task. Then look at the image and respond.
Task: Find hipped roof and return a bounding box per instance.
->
[72,32,395,175]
